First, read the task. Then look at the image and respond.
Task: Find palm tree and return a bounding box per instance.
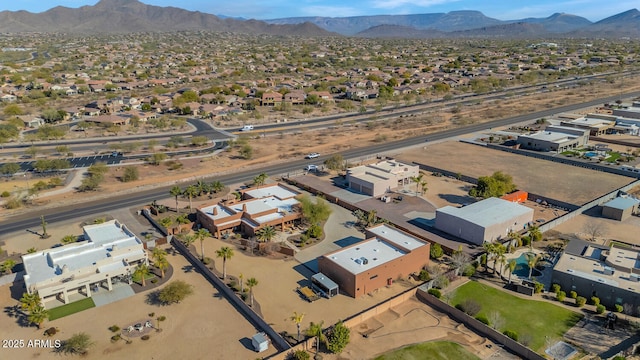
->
[525,252,539,280]
[256,225,277,242]
[1,259,16,274]
[155,256,169,278]
[183,185,199,211]
[246,277,258,307]
[169,186,182,213]
[152,248,169,278]
[482,242,495,273]
[61,235,77,245]
[20,292,41,313]
[195,228,211,261]
[306,321,325,355]
[290,311,305,341]
[493,243,506,275]
[253,173,268,188]
[210,180,224,194]
[529,225,542,246]
[27,304,49,329]
[410,173,426,195]
[134,263,151,286]
[216,246,234,280]
[180,233,196,249]
[507,259,517,284]
[239,273,244,293]
[366,209,378,227]
[196,179,208,196]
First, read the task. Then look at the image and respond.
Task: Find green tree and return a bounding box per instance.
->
[183,185,199,211]
[326,320,350,354]
[410,173,428,195]
[525,252,539,279]
[239,144,253,159]
[158,217,173,230]
[323,154,345,173]
[1,259,16,274]
[507,259,517,284]
[148,153,167,165]
[246,277,258,307]
[529,225,542,243]
[20,292,41,313]
[430,243,443,259]
[3,104,23,116]
[134,263,151,287]
[306,321,326,355]
[297,195,332,225]
[121,167,139,182]
[253,172,268,188]
[469,171,516,198]
[170,185,182,213]
[195,228,211,261]
[290,311,305,341]
[151,248,169,278]
[216,246,234,280]
[60,332,94,355]
[27,304,49,329]
[0,163,20,175]
[158,280,194,304]
[256,225,277,242]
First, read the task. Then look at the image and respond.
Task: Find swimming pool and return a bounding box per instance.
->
[585,151,598,158]
[512,252,543,279]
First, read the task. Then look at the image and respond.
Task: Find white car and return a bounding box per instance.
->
[305,152,320,159]
[240,125,254,131]
[305,165,318,172]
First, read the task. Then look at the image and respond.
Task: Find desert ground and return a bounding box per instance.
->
[397,141,634,206]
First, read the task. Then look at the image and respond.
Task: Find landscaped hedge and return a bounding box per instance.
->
[503,330,518,341]
[591,296,600,306]
[427,288,441,298]
[556,291,566,302]
[551,284,561,293]
[596,304,606,314]
[575,296,586,307]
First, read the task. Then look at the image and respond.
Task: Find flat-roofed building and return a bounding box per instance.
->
[22,220,147,308]
[560,114,615,136]
[435,197,534,245]
[601,197,639,221]
[346,159,419,197]
[516,125,589,152]
[197,183,302,238]
[317,224,430,298]
[552,239,640,309]
[613,102,640,120]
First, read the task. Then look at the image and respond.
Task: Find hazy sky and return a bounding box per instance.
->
[5,0,638,22]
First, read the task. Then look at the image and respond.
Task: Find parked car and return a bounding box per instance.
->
[240,125,254,131]
[305,164,318,171]
[305,152,320,159]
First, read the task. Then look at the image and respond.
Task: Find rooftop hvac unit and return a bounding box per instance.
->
[603,266,615,275]
[630,273,640,282]
[361,257,369,265]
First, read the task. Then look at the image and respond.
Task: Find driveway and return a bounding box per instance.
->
[294,203,364,272]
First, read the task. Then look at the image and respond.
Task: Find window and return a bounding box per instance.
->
[370,275,378,280]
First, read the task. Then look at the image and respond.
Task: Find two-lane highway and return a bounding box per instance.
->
[1,90,639,236]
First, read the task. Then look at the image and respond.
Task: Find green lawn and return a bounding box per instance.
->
[374,341,480,360]
[48,297,96,320]
[451,281,582,352]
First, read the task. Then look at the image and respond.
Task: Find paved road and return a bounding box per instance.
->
[1,91,640,236]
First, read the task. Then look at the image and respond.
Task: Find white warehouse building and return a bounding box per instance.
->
[22,220,148,308]
[435,197,534,245]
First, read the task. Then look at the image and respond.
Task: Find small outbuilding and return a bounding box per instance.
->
[311,273,339,298]
[251,332,269,352]
[601,197,639,221]
[501,190,528,203]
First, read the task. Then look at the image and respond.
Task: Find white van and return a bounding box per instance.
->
[241,125,254,131]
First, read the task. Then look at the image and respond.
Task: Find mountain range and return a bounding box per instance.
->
[0,0,638,39]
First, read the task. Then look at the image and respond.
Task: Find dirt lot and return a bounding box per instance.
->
[397,141,634,206]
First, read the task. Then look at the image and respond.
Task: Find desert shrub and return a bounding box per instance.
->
[591,296,601,306]
[0,191,10,198]
[596,304,606,314]
[551,284,561,293]
[288,349,310,360]
[108,325,120,333]
[427,288,441,298]
[461,264,476,277]
[326,320,350,354]
[557,291,566,302]
[459,299,482,316]
[110,335,121,342]
[433,275,449,289]
[615,304,624,313]
[503,330,518,341]
[44,327,58,337]
[307,224,323,238]
[570,291,577,299]
[141,335,150,341]
[418,270,430,281]
[534,282,544,294]
[475,315,490,325]
[576,296,586,307]
[430,243,443,259]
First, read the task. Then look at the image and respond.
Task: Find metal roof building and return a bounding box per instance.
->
[435,197,534,245]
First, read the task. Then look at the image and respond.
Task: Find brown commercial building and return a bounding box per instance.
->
[318,224,430,298]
